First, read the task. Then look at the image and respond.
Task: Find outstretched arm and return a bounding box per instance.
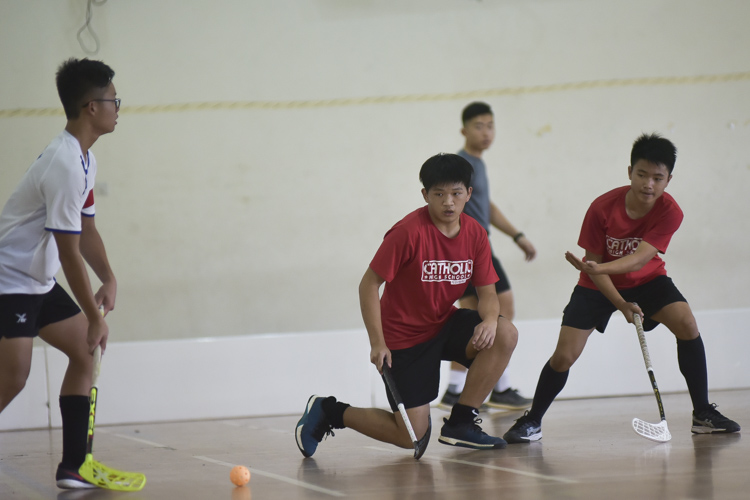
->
[489,201,536,261]
[80,215,117,314]
[359,267,390,372]
[54,231,109,352]
[566,250,643,323]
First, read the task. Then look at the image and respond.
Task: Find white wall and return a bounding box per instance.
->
[2,308,748,431]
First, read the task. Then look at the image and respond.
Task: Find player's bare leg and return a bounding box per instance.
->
[549,326,594,372]
[39,313,93,396]
[0,336,33,412]
[650,301,698,341]
[344,404,430,448]
[442,291,528,410]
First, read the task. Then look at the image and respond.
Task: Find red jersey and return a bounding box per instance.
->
[577,186,683,290]
[370,206,498,350]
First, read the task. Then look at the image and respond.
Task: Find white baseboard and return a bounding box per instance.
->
[2,308,749,431]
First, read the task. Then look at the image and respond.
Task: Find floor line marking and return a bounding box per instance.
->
[193,455,346,497]
[365,446,578,484]
[111,433,176,449]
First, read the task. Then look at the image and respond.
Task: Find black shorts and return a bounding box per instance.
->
[462,252,511,298]
[561,275,687,333]
[0,283,81,339]
[386,309,486,411]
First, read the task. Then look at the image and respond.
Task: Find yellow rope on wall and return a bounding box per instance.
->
[2,71,749,119]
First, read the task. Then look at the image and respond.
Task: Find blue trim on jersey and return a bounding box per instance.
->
[81,212,95,218]
[44,227,82,234]
[80,154,90,194]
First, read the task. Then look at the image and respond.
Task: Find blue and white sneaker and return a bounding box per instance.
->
[295,395,334,457]
[56,464,97,489]
[438,417,507,449]
[503,411,542,443]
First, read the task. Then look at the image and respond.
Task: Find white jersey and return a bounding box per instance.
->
[0,130,97,294]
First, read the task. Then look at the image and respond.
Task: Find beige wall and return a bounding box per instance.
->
[1,0,749,342]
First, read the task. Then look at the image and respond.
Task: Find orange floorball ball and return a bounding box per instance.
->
[230,465,251,486]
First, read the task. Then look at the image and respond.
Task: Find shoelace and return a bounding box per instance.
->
[312,421,335,442]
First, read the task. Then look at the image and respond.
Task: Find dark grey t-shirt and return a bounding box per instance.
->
[457,149,490,233]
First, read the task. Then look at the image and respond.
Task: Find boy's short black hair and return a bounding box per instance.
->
[631,133,677,174]
[419,153,474,192]
[462,101,493,125]
[56,58,115,120]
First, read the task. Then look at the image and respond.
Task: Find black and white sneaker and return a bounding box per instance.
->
[691,404,741,434]
[503,411,542,443]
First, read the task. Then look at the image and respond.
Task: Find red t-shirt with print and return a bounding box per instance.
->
[577,186,683,290]
[370,206,498,350]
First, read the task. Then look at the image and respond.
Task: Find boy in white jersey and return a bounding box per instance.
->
[0,58,120,488]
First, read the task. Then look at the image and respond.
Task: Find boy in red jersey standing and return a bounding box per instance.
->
[296,153,518,458]
[503,133,740,444]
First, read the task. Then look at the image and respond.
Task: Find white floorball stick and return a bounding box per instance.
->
[632,314,672,442]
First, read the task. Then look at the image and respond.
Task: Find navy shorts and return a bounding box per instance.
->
[386,309,490,411]
[0,283,81,339]
[562,275,687,333]
[462,252,510,298]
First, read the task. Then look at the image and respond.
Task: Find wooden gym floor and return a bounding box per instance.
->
[1,389,749,499]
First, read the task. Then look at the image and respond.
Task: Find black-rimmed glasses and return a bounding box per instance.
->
[82,98,121,111]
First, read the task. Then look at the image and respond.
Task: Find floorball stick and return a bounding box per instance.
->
[381,364,430,459]
[631,314,672,442]
[78,342,147,490]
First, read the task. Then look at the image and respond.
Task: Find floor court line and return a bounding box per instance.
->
[98,428,174,449]
[366,446,578,484]
[193,455,346,497]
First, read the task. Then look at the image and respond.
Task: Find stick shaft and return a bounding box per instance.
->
[86,345,102,454]
[634,315,667,421]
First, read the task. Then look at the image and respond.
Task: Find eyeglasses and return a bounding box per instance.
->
[82,98,121,111]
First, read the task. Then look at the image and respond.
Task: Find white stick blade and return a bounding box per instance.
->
[632,418,671,442]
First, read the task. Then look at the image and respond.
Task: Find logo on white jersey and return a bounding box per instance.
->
[606,236,641,257]
[16,313,27,324]
[422,260,473,285]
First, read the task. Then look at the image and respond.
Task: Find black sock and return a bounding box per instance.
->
[59,395,89,469]
[528,360,569,423]
[677,335,710,412]
[321,396,350,429]
[448,403,478,425]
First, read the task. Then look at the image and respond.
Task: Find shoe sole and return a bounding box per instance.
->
[691,425,740,434]
[56,478,98,489]
[295,395,320,457]
[438,435,507,450]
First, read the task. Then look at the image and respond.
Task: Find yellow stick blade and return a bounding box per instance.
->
[79,455,146,491]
